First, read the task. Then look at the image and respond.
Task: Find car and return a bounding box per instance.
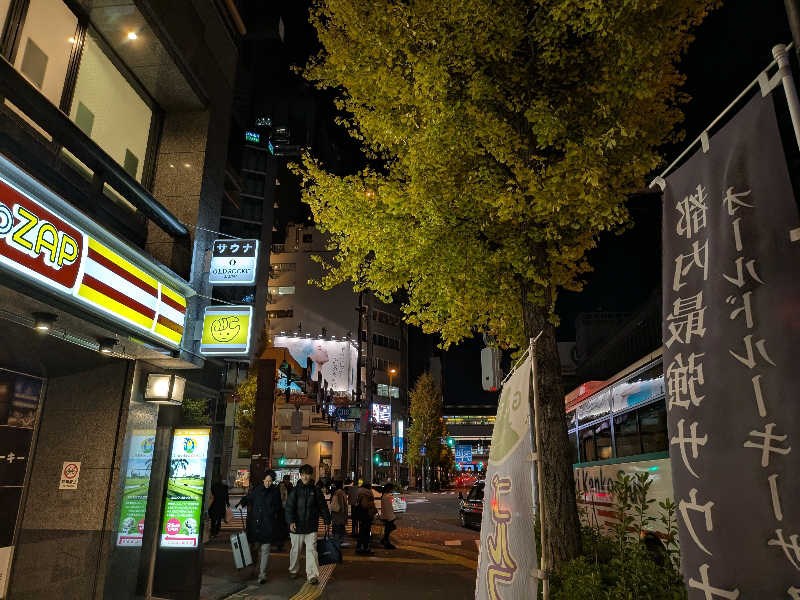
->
[458,480,485,529]
[371,484,407,514]
[454,473,478,489]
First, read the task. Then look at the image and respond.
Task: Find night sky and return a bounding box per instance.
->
[254,1,793,405]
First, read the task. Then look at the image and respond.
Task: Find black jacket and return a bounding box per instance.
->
[240,483,281,543]
[209,482,229,519]
[285,480,331,534]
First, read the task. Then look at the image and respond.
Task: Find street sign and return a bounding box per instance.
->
[455,444,473,464]
[59,461,80,489]
[209,239,259,285]
[419,446,426,456]
[336,420,359,433]
[335,406,361,420]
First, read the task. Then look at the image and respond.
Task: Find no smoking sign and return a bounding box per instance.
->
[59,461,81,490]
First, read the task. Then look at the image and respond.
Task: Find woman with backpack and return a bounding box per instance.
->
[330,480,348,546]
[352,482,377,555]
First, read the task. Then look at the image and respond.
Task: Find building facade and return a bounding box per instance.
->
[0,1,243,597]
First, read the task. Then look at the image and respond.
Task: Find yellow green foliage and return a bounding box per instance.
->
[294,0,715,348]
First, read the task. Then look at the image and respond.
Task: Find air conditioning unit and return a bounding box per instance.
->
[480,346,501,392]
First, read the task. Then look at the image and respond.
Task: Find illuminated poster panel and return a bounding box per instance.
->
[273,335,357,397]
[199,306,253,356]
[160,428,210,548]
[116,430,156,547]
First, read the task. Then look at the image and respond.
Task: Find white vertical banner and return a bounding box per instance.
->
[475,353,539,599]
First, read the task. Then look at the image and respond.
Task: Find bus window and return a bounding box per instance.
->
[594,419,613,460]
[569,431,579,464]
[579,428,596,462]
[639,400,668,453]
[614,409,641,458]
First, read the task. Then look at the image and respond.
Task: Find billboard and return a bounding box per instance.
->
[371,403,391,425]
[160,428,210,548]
[209,239,259,285]
[273,336,358,397]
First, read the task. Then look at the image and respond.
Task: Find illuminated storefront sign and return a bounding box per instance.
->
[199,305,253,355]
[244,131,260,143]
[0,171,186,347]
[209,239,259,285]
[117,430,156,547]
[371,403,391,425]
[160,428,210,548]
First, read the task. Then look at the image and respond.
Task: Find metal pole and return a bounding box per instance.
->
[785,0,800,60]
[773,44,800,152]
[529,333,550,600]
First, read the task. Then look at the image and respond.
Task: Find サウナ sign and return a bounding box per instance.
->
[209,239,259,285]
[0,170,186,347]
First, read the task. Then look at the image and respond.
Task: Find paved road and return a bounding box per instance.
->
[202,490,480,600]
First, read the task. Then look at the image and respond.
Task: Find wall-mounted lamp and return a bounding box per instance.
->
[32,312,57,333]
[144,373,186,404]
[98,338,116,354]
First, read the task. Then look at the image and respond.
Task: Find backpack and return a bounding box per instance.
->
[359,492,377,519]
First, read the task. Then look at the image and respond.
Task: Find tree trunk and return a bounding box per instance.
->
[520,282,582,566]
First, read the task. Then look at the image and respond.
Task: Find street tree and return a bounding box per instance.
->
[407,372,446,477]
[233,373,257,456]
[295,0,715,564]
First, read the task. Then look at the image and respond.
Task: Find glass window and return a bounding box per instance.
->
[577,389,611,426]
[614,409,641,458]
[611,361,664,412]
[13,0,78,106]
[579,428,596,463]
[69,30,152,182]
[467,484,484,501]
[568,432,578,465]
[594,419,613,460]
[639,400,668,453]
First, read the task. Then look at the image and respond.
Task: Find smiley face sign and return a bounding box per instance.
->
[200,306,252,355]
[210,316,241,342]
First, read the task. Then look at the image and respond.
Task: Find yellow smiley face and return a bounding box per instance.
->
[210,316,241,342]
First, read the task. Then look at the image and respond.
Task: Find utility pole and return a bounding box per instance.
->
[354,293,364,479]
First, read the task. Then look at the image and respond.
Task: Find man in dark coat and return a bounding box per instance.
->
[285,464,331,585]
[237,470,281,584]
[208,479,230,537]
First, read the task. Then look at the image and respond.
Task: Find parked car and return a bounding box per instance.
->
[372,484,407,515]
[458,480,485,529]
[454,473,478,489]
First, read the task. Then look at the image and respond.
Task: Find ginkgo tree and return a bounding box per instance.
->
[294,0,715,564]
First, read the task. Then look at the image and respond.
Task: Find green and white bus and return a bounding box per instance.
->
[566,349,672,547]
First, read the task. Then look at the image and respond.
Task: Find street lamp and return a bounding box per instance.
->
[388,367,398,482]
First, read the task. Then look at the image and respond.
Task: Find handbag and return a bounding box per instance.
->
[317,533,342,565]
[224,506,233,524]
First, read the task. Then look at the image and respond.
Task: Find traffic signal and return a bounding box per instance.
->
[279,456,287,467]
[374,453,381,465]
[478,461,484,470]
[447,437,455,448]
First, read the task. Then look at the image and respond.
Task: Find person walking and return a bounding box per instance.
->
[276,475,293,551]
[236,470,281,584]
[208,479,230,538]
[345,478,360,538]
[380,483,397,549]
[285,464,331,585]
[353,481,377,555]
[330,481,349,546]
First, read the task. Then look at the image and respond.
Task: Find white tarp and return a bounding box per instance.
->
[476,352,539,599]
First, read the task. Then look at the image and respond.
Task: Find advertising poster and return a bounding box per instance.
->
[273,336,357,397]
[160,428,210,548]
[116,430,155,547]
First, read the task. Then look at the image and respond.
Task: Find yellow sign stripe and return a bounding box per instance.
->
[160,284,186,308]
[78,284,154,330]
[88,238,158,290]
[154,322,182,344]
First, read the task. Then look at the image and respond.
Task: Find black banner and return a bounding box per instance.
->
[663,93,800,597]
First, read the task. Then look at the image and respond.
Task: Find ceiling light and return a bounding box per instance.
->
[32,312,57,332]
[68,37,76,44]
[127,31,138,40]
[99,338,116,354]
[183,163,191,168]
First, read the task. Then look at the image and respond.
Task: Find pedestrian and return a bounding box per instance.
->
[236,470,281,585]
[330,480,349,546]
[285,464,331,585]
[346,478,360,538]
[380,483,397,549]
[279,474,293,506]
[353,481,377,555]
[276,475,293,551]
[208,479,230,538]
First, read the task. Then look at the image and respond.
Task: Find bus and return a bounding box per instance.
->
[566,348,672,548]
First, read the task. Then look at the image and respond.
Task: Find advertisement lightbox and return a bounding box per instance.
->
[208,239,259,285]
[371,403,391,425]
[116,430,156,547]
[273,336,358,398]
[160,428,210,548]
[199,306,253,355]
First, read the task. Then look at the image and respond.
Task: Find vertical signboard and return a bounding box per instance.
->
[160,428,210,548]
[116,430,156,547]
[199,306,253,356]
[475,354,538,599]
[209,239,259,285]
[662,93,800,597]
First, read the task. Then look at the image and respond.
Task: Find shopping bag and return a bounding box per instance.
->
[224,506,233,524]
[317,533,342,565]
[230,509,252,569]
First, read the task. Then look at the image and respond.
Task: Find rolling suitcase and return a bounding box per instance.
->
[230,509,253,569]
